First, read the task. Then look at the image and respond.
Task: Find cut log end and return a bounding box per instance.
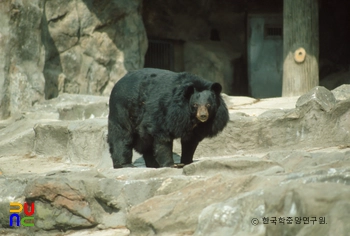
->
[294,47,306,63]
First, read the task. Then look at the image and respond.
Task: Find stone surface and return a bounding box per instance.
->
[0,0,46,120]
[0,86,350,235]
[332,84,350,101]
[0,1,349,234]
[0,0,147,119]
[178,86,349,158]
[184,41,242,95]
[42,0,147,98]
[296,86,336,113]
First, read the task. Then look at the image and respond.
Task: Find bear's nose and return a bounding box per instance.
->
[196,106,209,122]
[198,112,208,122]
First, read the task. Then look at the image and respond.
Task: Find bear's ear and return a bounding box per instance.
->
[184,85,195,99]
[211,83,222,95]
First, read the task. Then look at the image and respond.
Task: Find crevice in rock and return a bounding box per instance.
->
[48,12,67,24]
[93,13,127,33]
[95,197,120,214]
[58,43,79,55]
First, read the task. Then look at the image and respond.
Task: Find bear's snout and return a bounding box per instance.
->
[196,106,209,122]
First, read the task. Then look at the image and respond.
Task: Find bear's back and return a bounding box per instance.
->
[112,68,181,96]
[111,68,205,105]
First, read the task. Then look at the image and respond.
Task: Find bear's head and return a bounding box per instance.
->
[185,83,222,123]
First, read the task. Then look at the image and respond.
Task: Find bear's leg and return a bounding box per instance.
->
[143,151,160,168]
[111,140,133,168]
[180,139,199,164]
[108,121,133,168]
[153,140,174,167]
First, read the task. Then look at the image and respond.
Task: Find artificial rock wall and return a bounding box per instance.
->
[0,0,147,120]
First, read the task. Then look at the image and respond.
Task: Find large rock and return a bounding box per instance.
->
[0,88,350,235]
[0,94,109,165]
[332,84,350,101]
[0,0,45,120]
[184,41,242,95]
[0,118,37,157]
[125,148,350,236]
[195,183,350,236]
[296,86,336,112]
[1,86,350,164]
[43,0,147,99]
[0,0,147,120]
[0,168,181,234]
[126,174,252,235]
[33,118,108,165]
[177,86,350,157]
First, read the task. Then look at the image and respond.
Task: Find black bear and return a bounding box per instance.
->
[108,68,229,168]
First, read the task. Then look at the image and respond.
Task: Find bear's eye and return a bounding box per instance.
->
[206,104,211,108]
[193,103,198,108]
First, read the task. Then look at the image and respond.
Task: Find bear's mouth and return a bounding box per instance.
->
[196,106,209,122]
[197,117,208,122]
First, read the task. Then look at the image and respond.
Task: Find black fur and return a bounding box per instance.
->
[108,68,229,168]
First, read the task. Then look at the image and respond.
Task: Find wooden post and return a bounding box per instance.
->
[282,0,319,97]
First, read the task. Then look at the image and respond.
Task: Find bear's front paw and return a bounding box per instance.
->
[113,163,135,168]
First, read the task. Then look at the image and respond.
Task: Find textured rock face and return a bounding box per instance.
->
[0,0,45,120]
[0,86,350,235]
[2,1,349,235]
[0,0,147,119]
[184,41,242,95]
[42,0,147,98]
[177,86,350,158]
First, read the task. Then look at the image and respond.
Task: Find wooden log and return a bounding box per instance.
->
[282,0,319,97]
